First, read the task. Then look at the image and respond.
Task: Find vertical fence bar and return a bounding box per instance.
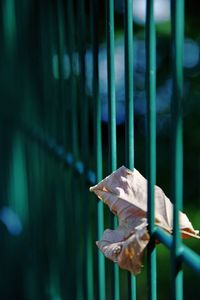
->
[56,0,65,145]
[106,0,120,299]
[37,0,46,136]
[78,0,94,298]
[78,0,87,169]
[39,1,57,294]
[124,0,134,170]
[66,1,81,298]
[50,2,65,298]
[124,0,136,299]
[91,0,106,299]
[65,2,78,297]
[50,1,60,143]
[77,0,91,299]
[146,1,157,300]
[38,1,48,137]
[66,0,78,159]
[171,1,184,299]
[55,2,68,299]
[45,2,56,139]
[107,0,117,171]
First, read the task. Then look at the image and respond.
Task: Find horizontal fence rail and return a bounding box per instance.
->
[1,0,200,300]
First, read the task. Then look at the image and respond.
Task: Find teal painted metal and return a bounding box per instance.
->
[66,1,82,298]
[181,246,200,273]
[78,0,94,295]
[146,1,157,300]
[56,0,66,144]
[124,1,136,299]
[106,0,120,298]
[124,0,134,171]
[66,0,78,158]
[155,228,200,274]
[171,1,185,300]
[91,0,106,299]
[106,0,117,172]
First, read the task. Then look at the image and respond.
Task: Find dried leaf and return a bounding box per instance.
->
[90,166,200,275]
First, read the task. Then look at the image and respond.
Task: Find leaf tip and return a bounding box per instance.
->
[89,185,95,193]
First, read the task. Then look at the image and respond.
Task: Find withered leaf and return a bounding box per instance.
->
[90,166,200,275]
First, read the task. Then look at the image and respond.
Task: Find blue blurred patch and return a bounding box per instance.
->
[0,206,23,236]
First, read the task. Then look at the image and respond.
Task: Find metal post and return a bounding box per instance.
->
[91,0,106,299]
[171,1,184,299]
[106,0,120,299]
[146,1,157,300]
[124,0,136,299]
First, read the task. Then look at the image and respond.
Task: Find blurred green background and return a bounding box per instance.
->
[0,0,199,299]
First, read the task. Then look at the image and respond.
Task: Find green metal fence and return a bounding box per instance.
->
[1,0,200,299]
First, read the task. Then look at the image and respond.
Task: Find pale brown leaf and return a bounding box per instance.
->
[89,166,199,275]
